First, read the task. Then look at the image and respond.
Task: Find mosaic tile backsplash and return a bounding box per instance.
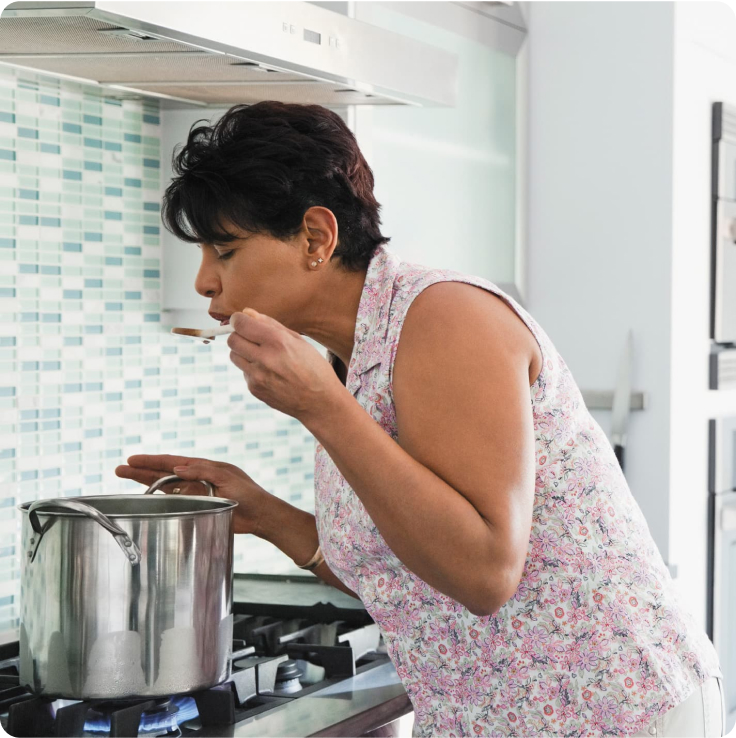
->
[0,65,317,633]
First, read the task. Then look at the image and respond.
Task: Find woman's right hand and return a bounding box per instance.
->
[114,454,272,536]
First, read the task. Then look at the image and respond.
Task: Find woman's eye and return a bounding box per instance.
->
[215,250,234,260]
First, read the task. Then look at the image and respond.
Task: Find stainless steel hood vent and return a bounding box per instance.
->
[0,1,458,108]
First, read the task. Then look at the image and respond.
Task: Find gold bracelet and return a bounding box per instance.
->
[297,544,324,571]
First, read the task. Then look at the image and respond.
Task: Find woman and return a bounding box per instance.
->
[116,102,723,737]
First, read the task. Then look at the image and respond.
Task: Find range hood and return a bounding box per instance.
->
[0,1,458,108]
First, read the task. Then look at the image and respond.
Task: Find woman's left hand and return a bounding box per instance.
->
[228,308,346,424]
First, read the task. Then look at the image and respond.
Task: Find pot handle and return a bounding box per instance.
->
[143,475,215,497]
[27,500,141,565]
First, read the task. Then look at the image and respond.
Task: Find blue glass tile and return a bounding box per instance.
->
[40,95,60,106]
[0,338,15,346]
[19,313,38,322]
[143,158,159,169]
[64,488,82,496]
[230,395,244,402]
[63,290,82,299]
[40,143,60,155]
[18,189,38,200]
[103,211,122,222]
[144,412,159,421]
[63,383,82,392]
[84,278,102,287]
[20,422,37,432]
[125,380,141,389]
[162,431,177,440]
[63,337,82,346]
[143,269,159,278]
[231,425,244,433]
[42,421,60,431]
[105,302,123,311]
[144,314,160,322]
[0,150,15,161]
[40,266,61,275]
[104,99,122,107]
[143,114,160,125]
[0,238,15,249]
[41,314,61,323]
[0,547,14,557]
[40,217,61,228]
[83,114,102,125]
[105,392,122,401]
[105,449,121,458]
[103,141,122,152]
[143,202,158,211]
[144,400,160,409]
[21,362,38,371]
[162,388,177,396]
[124,247,141,256]
[83,137,102,149]
[41,409,59,418]
[19,264,38,273]
[105,187,122,197]
[180,440,195,449]
[125,436,141,444]
[85,474,102,484]
[124,178,141,188]
[62,122,82,134]
[0,112,15,123]
[260,451,273,459]
[84,232,102,242]
[144,367,159,376]
[304,472,314,480]
[105,257,122,266]
[19,215,38,226]
[290,456,302,464]
[180,409,195,417]
[180,356,194,365]
[124,133,141,143]
[20,471,38,481]
[63,170,82,181]
[84,325,103,334]
[143,225,159,235]
[276,468,288,475]
[42,361,60,370]
[18,128,38,139]
[19,410,36,420]
[276,430,288,437]
[213,365,227,372]
[196,387,211,394]
[125,336,141,344]
[181,398,194,406]
[106,348,122,356]
[84,161,102,172]
[84,429,102,438]
[162,347,177,355]
[0,450,15,460]
[0,288,15,298]
[0,500,13,510]
[63,442,81,452]
[42,468,60,478]
[85,382,102,391]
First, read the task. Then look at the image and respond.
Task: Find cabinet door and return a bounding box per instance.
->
[348,2,527,302]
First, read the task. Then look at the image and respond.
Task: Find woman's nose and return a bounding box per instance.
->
[194,259,219,299]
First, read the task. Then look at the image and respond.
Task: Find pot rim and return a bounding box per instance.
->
[17,494,238,518]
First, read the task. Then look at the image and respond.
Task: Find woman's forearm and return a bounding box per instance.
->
[255,494,361,600]
[303,391,504,617]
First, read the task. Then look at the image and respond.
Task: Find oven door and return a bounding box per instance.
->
[712,489,736,733]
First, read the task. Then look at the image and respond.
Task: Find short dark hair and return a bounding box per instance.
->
[161,101,390,271]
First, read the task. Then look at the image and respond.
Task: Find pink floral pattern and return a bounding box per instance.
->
[314,245,721,737]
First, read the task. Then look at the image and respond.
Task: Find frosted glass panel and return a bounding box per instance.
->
[356,4,518,282]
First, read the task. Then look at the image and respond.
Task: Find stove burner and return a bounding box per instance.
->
[273,659,303,695]
[83,696,199,734]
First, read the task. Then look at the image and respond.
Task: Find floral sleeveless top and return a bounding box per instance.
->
[314,245,721,737]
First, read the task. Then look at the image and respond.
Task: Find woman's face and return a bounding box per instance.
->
[194,208,337,332]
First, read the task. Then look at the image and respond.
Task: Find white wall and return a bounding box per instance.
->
[670,0,736,625]
[525,1,676,567]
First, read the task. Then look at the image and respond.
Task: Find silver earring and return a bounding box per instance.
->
[317,258,323,263]
[311,261,317,267]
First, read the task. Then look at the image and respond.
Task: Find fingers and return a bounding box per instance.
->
[171,461,228,487]
[230,309,286,346]
[126,454,213,471]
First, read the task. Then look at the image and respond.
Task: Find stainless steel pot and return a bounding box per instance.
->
[17,476,237,699]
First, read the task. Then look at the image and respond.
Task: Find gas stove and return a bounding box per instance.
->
[0,574,411,738]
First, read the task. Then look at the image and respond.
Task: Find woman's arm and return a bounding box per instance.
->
[303,282,538,617]
[256,494,362,600]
